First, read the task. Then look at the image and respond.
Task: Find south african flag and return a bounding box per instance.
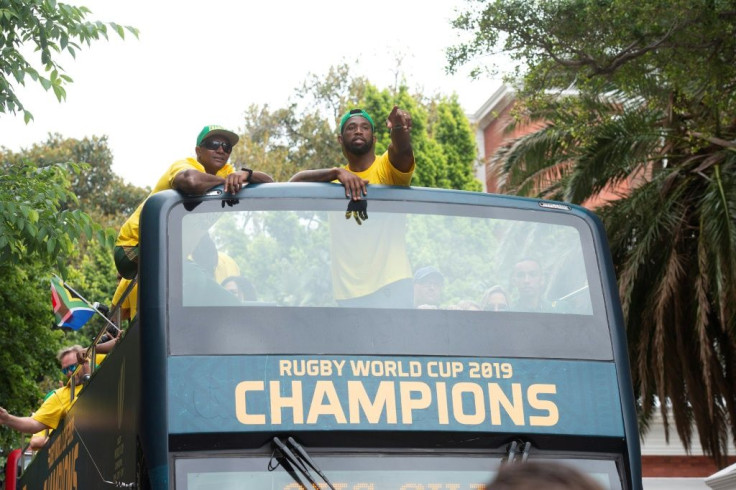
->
[50,276,95,331]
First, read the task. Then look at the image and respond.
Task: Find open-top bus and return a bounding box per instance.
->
[10,182,642,489]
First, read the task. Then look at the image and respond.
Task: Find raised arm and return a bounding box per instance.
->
[0,407,49,434]
[290,168,370,201]
[386,105,414,173]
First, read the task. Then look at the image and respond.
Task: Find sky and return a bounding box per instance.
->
[0,0,503,188]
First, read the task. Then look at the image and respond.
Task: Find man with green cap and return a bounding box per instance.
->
[289,106,415,307]
[289,105,415,197]
[113,125,273,280]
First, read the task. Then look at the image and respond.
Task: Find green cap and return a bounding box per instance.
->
[339,109,374,134]
[196,125,239,147]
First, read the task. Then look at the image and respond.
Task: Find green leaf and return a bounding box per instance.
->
[52,83,66,101]
[47,236,56,254]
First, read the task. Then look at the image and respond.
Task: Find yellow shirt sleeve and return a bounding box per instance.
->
[346,152,414,185]
[116,158,235,247]
[31,385,82,430]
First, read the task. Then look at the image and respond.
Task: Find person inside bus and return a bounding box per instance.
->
[481,285,510,311]
[484,461,604,490]
[413,266,444,309]
[448,299,482,310]
[289,106,415,308]
[509,257,552,312]
[182,233,242,306]
[114,124,273,281]
[221,275,258,302]
[0,345,94,438]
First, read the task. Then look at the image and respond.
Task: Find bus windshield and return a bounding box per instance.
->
[168,197,611,360]
[174,453,622,490]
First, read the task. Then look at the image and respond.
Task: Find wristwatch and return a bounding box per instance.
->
[241,168,253,182]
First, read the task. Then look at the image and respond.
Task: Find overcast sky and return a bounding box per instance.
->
[0,0,502,188]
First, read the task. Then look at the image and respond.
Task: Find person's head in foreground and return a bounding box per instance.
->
[485,461,605,490]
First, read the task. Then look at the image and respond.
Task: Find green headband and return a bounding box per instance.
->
[339,109,374,134]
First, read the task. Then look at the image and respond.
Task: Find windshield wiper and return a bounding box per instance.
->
[287,437,336,489]
[505,439,532,464]
[269,436,335,490]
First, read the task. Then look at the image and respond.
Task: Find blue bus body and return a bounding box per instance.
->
[16,183,642,490]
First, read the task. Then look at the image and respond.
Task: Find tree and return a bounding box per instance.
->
[0,159,107,268]
[0,0,138,122]
[0,159,104,463]
[2,135,148,341]
[447,0,736,464]
[3,134,148,223]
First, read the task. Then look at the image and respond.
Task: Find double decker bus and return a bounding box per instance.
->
[10,182,642,489]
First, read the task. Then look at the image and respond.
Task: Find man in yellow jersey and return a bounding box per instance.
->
[0,346,94,436]
[114,125,273,280]
[290,106,415,307]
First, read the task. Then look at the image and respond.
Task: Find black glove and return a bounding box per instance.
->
[345,199,369,225]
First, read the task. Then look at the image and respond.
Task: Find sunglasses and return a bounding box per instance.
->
[61,364,77,376]
[201,140,233,154]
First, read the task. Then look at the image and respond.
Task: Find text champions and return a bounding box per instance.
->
[233,358,558,429]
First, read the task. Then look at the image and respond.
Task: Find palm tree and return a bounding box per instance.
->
[491,90,736,465]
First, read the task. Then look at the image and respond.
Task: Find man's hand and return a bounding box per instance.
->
[386,106,414,173]
[224,170,251,194]
[336,168,369,201]
[0,406,9,424]
[345,199,368,225]
[386,105,412,134]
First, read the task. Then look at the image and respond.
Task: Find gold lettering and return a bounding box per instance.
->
[399,382,431,424]
[279,360,292,376]
[488,383,525,426]
[347,381,397,424]
[270,381,303,424]
[435,382,449,425]
[452,382,485,425]
[307,381,347,424]
[73,443,78,490]
[234,381,266,424]
[320,360,333,376]
[528,384,559,426]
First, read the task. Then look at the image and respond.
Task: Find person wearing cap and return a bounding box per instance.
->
[289,106,415,307]
[289,105,414,198]
[414,266,444,308]
[113,125,273,280]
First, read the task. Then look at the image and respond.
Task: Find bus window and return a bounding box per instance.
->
[175,201,596,315]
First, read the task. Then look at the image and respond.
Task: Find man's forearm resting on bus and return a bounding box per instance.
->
[0,407,49,434]
[290,168,369,200]
[173,169,273,195]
